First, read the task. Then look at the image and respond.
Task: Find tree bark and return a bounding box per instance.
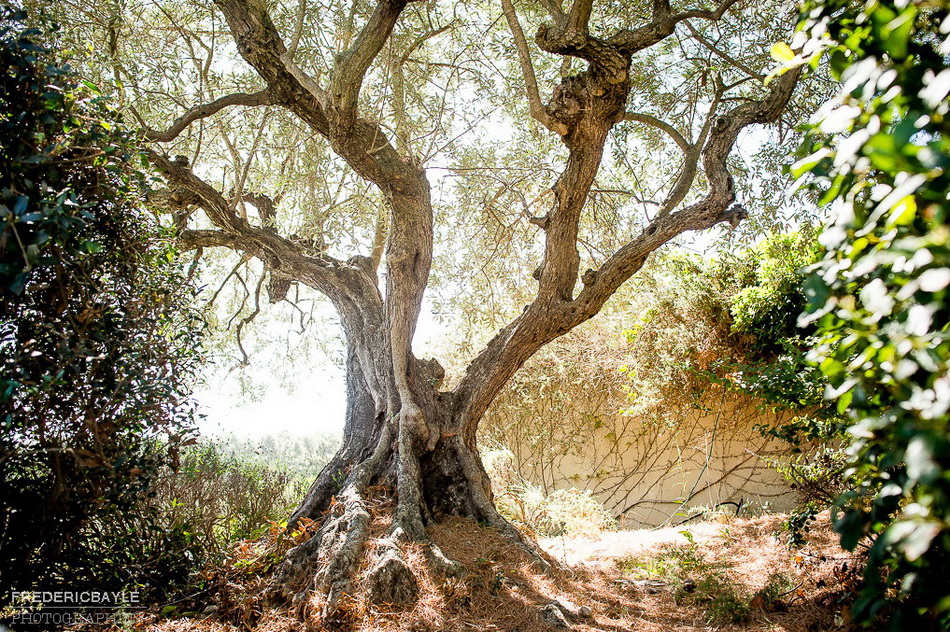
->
[277,308,520,622]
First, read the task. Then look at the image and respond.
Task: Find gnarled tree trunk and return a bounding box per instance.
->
[136,0,803,622]
[276,297,540,620]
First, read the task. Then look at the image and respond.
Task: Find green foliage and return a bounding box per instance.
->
[623,232,823,405]
[151,436,335,553]
[623,231,835,429]
[0,9,203,601]
[714,232,834,424]
[616,539,723,581]
[616,537,784,625]
[793,0,950,627]
[756,571,797,610]
[730,231,822,348]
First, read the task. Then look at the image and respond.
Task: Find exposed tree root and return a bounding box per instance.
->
[308,486,372,621]
[275,428,560,630]
[365,539,418,606]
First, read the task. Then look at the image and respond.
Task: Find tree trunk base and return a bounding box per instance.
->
[273,430,558,628]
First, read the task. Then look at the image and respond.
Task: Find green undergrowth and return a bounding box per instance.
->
[482,445,617,538]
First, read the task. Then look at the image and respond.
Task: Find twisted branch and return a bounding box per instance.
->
[142,89,276,142]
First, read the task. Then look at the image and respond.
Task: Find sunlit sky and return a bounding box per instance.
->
[194,366,346,437]
[193,299,456,438]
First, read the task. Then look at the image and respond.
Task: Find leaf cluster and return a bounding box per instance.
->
[623,232,830,421]
[794,0,950,627]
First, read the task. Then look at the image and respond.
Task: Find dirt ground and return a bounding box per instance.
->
[116,511,857,632]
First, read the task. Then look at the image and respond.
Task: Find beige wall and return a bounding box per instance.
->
[481,384,799,528]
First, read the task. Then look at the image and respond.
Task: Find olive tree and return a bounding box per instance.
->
[54,0,806,618]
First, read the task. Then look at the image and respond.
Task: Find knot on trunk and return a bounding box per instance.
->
[716,203,747,229]
[367,547,419,606]
[267,271,292,302]
[548,74,588,126]
[581,268,597,286]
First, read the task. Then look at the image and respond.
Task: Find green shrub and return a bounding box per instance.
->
[151,440,306,552]
[790,0,950,626]
[482,445,616,537]
[622,231,832,418]
[0,8,203,604]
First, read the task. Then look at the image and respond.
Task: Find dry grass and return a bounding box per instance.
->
[110,511,857,632]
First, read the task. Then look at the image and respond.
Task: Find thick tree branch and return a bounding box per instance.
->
[212,0,425,189]
[149,150,381,307]
[241,191,280,226]
[536,28,629,81]
[565,0,594,41]
[143,89,276,142]
[454,68,802,431]
[538,0,566,24]
[605,0,741,55]
[330,0,408,121]
[212,0,332,135]
[656,81,723,218]
[178,229,247,250]
[287,0,307,57]
[370,207,387,272]
[501,0,569,136]
[576,68,803,312]
[672,0,742,23]
[538,0,741,76]
[148,151,246,230]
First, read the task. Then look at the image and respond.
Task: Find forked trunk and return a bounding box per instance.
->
[144,0,803,621]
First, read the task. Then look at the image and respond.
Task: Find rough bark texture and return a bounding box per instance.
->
[141,0,803,622]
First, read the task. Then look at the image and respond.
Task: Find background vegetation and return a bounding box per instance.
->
[480,230,844,528]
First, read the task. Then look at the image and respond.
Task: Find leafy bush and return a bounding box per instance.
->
[151,440,309,552]
[623,233,847,505]
[0,9,203,601]
[791,0,950,627]
[482,446,616,537]
[623,231,828,415]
